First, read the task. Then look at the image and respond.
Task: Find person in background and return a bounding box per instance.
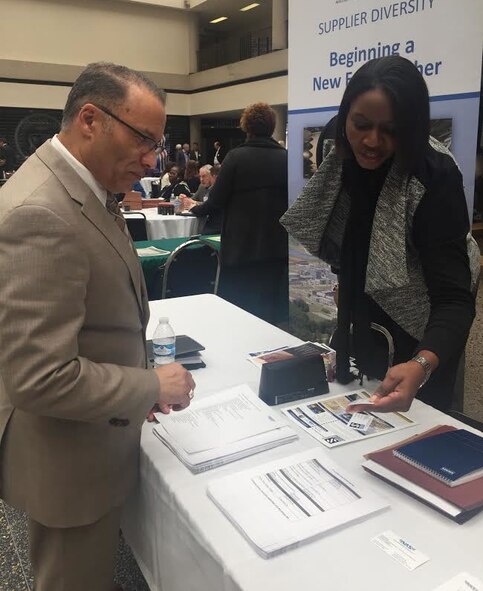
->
[160,161,175,189]
[180,164,222,234]
[213,140,224,165]
[174,143,183,167]
[190,164,213,202]
[189,104,288,324]
[281,56,479,414]
[190,141,202,164]
[0,137,15,177]
[184,159,200,194]
[159,164,191,201]
[176,143,190,170]
[0,62,195,591]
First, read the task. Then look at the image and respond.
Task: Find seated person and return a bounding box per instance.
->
[161,161,175,189]
[191,165,213,202]
[180,165,222,234]
[185,159,201,193]
[159,165,191,201]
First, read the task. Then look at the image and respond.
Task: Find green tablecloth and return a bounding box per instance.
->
[135,235,221,300]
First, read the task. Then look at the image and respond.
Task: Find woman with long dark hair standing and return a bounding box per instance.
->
[281,56,479,413]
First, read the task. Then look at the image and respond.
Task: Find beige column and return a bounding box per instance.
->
[272,0,288,51]
[272,104,287,145]
[188,13,199,74]
[189,116,201,146]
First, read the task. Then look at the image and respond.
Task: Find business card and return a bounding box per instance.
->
[348,412,373,431]
[433,572,483,591]
[371,530,429,571]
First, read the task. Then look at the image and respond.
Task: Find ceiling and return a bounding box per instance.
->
[190,0,272,34]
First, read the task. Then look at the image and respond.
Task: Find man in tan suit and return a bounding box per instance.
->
[0,62,195,590]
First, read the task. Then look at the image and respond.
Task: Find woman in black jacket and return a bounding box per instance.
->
[193,103,288,324]
[281,56,479,413]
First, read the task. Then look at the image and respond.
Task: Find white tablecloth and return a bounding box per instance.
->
[127,208,201,240]
[122,295,483,591]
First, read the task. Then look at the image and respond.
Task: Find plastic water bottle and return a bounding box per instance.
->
[152,317,176,366]
[174,196,181,213]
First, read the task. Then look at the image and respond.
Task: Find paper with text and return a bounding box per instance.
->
[208,448,388,558]
[282,389,415,447]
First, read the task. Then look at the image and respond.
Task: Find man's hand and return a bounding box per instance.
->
[151,362,195,416]
[179,195,196,211]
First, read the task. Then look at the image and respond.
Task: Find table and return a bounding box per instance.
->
[135,236,220,300]
[127,208,201,240]
[122,295,483,591]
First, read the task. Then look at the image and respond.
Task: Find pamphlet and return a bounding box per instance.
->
[282,389,415,448]
[247,341,336,381]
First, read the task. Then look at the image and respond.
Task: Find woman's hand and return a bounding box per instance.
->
[347,351,438,413]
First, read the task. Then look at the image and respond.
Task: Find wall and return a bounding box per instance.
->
[0,1,287,117]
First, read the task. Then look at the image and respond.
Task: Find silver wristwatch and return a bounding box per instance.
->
[411,354,432,387]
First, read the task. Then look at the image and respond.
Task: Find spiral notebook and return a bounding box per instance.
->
[393,428,483,487]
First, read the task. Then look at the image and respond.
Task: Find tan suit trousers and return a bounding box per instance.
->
[29,506,121,591]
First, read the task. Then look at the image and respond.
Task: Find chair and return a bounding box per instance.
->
[160,238,220,299]
[124,212,148,241]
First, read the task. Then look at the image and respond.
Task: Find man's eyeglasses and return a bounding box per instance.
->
[94,104,164,154]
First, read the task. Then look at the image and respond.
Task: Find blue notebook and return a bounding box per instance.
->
[393,429,483,487]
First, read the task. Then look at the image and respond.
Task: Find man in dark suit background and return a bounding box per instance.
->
[176,142,190,169]
[0,62,195,591]
[213,140,224,165]
[190,141,202,164]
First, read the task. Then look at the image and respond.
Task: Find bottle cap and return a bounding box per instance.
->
[158,317,169,323]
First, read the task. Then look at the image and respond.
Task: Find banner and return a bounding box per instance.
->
[288,0,482,211]
[286,0,482,342]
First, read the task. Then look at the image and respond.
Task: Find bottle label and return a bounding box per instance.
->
[153,343,176,358]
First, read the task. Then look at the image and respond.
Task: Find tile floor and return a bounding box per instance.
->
[0,499,149,591]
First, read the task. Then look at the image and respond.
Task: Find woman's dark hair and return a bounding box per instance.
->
[240,102,276,137]
[335,56,430,173]
[184,159,199,180]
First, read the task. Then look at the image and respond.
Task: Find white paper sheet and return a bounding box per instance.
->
[156,384,288,453]
[208,448,389,558]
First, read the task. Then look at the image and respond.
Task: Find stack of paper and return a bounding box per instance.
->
[153,384,298,473]
[208,448,388,558]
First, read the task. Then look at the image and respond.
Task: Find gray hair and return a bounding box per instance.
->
[199,165,213,174]
[61,62,166,128]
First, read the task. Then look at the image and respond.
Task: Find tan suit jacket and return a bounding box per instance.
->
[0,141,159,528]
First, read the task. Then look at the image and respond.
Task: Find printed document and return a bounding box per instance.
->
[208,448,388,558]
[153,384,298,472]
[282,389,415,448]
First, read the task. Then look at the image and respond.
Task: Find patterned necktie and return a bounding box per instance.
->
[105,192,127,235]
